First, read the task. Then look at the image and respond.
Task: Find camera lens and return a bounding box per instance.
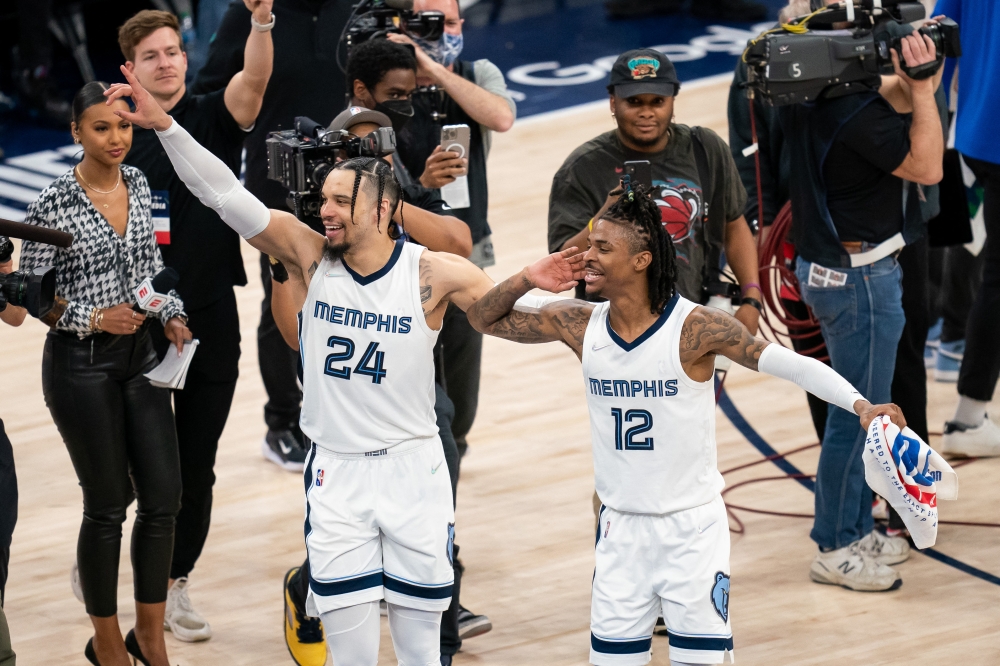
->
[310,161,334,189]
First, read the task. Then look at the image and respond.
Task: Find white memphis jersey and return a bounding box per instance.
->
[582,294,724,514]
[299,240,439,453]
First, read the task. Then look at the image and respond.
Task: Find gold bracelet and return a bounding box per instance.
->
[89,307,98,332]
[95,310,104,332]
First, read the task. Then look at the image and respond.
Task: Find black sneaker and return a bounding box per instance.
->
[457,605,492,640]
[691,0,768,21]
[262,426,309,472]
[440,655,453,666]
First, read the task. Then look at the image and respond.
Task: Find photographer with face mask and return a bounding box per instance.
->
[386,0,516,486]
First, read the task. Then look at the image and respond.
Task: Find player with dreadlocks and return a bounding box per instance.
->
[467,181,908,666]
[109,66,556,665]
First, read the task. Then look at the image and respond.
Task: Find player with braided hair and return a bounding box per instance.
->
[467,183,908,666]
[333,156,403,242]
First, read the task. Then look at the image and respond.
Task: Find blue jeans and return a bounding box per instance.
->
[795,256,905,550]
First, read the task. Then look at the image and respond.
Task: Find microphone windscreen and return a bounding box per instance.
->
[0,218,74,248]
[151,267,180,293]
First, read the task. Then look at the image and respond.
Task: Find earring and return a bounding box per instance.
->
[74,137,80,144]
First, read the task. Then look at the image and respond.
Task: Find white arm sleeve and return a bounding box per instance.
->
[757,343,866,414]
[155,120,270,239]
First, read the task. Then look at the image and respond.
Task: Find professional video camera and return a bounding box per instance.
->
[266,116,397,219]
[0,235,56,319]
[742,0,960,106]
[337,0,445,70]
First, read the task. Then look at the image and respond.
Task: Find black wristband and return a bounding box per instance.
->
[740,296,762,312]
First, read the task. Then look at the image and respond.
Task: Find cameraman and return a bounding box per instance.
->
[387,0,517,467]
[192,0,355,471]
[549,49,762,332]
[119,3,274,641]
[778,31,944,591]
[0,243,23,666]
[935,0,1000,458]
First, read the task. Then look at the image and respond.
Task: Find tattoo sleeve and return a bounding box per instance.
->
[419,256,433,314]
[467,272,592,356]
[680,307,769,370]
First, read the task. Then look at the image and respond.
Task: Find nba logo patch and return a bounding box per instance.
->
[316,469,324,487]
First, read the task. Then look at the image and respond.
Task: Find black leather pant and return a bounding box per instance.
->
[42,330,181,618]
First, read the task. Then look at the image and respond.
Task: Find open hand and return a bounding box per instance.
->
[164,316,193,355]
[420,145,467,189]
[100,303,146,335]
[526,247,587,294]
[104,65,173,131]
[856,400,906,432]
[386,32,440,82]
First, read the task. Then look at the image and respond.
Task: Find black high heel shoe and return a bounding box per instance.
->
[124,629,151,666]
[84,637,100,665]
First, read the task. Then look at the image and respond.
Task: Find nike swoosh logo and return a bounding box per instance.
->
[698,520,717,534]
[279,440,293,455]
[431,460,444,474]
[592,342,612,351]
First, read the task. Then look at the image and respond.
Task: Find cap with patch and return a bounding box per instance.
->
[607,49,680,98]
[327,106,392,133]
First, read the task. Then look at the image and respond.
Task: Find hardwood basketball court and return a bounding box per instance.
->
[2,76,998,665]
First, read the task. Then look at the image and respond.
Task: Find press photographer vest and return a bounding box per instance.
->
[396,60,491,245]
[779,91,923,268]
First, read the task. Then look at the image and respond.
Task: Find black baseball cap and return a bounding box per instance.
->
[607,48,681,98]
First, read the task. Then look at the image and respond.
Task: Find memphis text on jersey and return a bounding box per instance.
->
[589,377,679,398]
[312,300,413,335]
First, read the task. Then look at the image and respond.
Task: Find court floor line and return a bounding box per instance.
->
[717,388,1000,587]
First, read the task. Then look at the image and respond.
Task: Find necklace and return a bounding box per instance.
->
[75,165,121,208]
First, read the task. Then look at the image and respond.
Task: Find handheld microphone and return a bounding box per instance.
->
[0,218,74,248]
[133,268,180,313]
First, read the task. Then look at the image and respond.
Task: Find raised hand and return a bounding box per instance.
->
[526,247,586,294]
[243,0,274,22]
[104,65,173,132]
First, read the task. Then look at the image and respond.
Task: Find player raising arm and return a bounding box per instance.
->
[467,185,907,666]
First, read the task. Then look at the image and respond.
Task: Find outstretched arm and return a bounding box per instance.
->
[680,306,905,430]
[105,65,324,279]
[224,0,274,129]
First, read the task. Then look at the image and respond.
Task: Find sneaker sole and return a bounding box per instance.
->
[284,568,325,666]
[165,619,213,642]
[262,439,306,473]
[934,369,959,382]
[458,617,493,640]
[809,569,903,592]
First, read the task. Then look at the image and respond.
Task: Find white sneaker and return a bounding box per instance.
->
[859,530,910,565]
[809,541,902,592]
[941,417,1000,458]
[164,577,213,642]
[70,562,84,603]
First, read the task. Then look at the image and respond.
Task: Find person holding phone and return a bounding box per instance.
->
[548,49,762,336]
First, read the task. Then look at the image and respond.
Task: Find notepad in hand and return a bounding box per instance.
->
[145,339,199,389]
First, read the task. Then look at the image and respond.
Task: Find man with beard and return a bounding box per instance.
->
[549,49,761,335]
[108,64,507,666]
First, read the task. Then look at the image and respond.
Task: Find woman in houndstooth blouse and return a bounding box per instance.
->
[18,82,189,666]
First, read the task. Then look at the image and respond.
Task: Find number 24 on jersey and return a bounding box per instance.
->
[324,335,387,384]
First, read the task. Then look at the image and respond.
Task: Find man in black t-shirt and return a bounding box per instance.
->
[549,49,762,333]
[778,30,944,593]
[118,3,274,642]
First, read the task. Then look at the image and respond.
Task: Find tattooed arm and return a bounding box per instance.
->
[679,306,905,429]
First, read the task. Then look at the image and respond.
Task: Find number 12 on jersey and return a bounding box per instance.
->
[611,408,654,450]
[324,336,387,384]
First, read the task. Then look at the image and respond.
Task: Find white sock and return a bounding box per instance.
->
[387,603,441,666]
[320,601,380,666]
[953,396,988,428]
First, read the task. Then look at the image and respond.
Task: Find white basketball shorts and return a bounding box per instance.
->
[591,495,734,665]
[303,437,455,616]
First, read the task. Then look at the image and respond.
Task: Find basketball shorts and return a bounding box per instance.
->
[304,437,455,616]
[591,495,734,665]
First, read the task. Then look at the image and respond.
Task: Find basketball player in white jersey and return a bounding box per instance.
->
[467,185,907,666]
[104,68,546,665]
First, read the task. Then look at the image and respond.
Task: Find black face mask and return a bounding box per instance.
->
[375,99,414,132]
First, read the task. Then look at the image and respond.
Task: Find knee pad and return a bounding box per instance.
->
[387,603,441,666]
[320,601,380,666]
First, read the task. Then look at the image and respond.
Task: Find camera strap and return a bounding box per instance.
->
[691,127,726,302]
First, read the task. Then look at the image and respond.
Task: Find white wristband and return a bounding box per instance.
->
[251,12,275,31]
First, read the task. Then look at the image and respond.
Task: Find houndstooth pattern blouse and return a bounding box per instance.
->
[19,165,186,337]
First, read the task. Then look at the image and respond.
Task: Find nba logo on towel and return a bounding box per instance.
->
[316,469,324,487]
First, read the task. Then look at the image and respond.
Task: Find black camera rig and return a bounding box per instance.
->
[266,116,397,219]
[0,235,56,318]
[337,0,445,73]
[743,0,960,106]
